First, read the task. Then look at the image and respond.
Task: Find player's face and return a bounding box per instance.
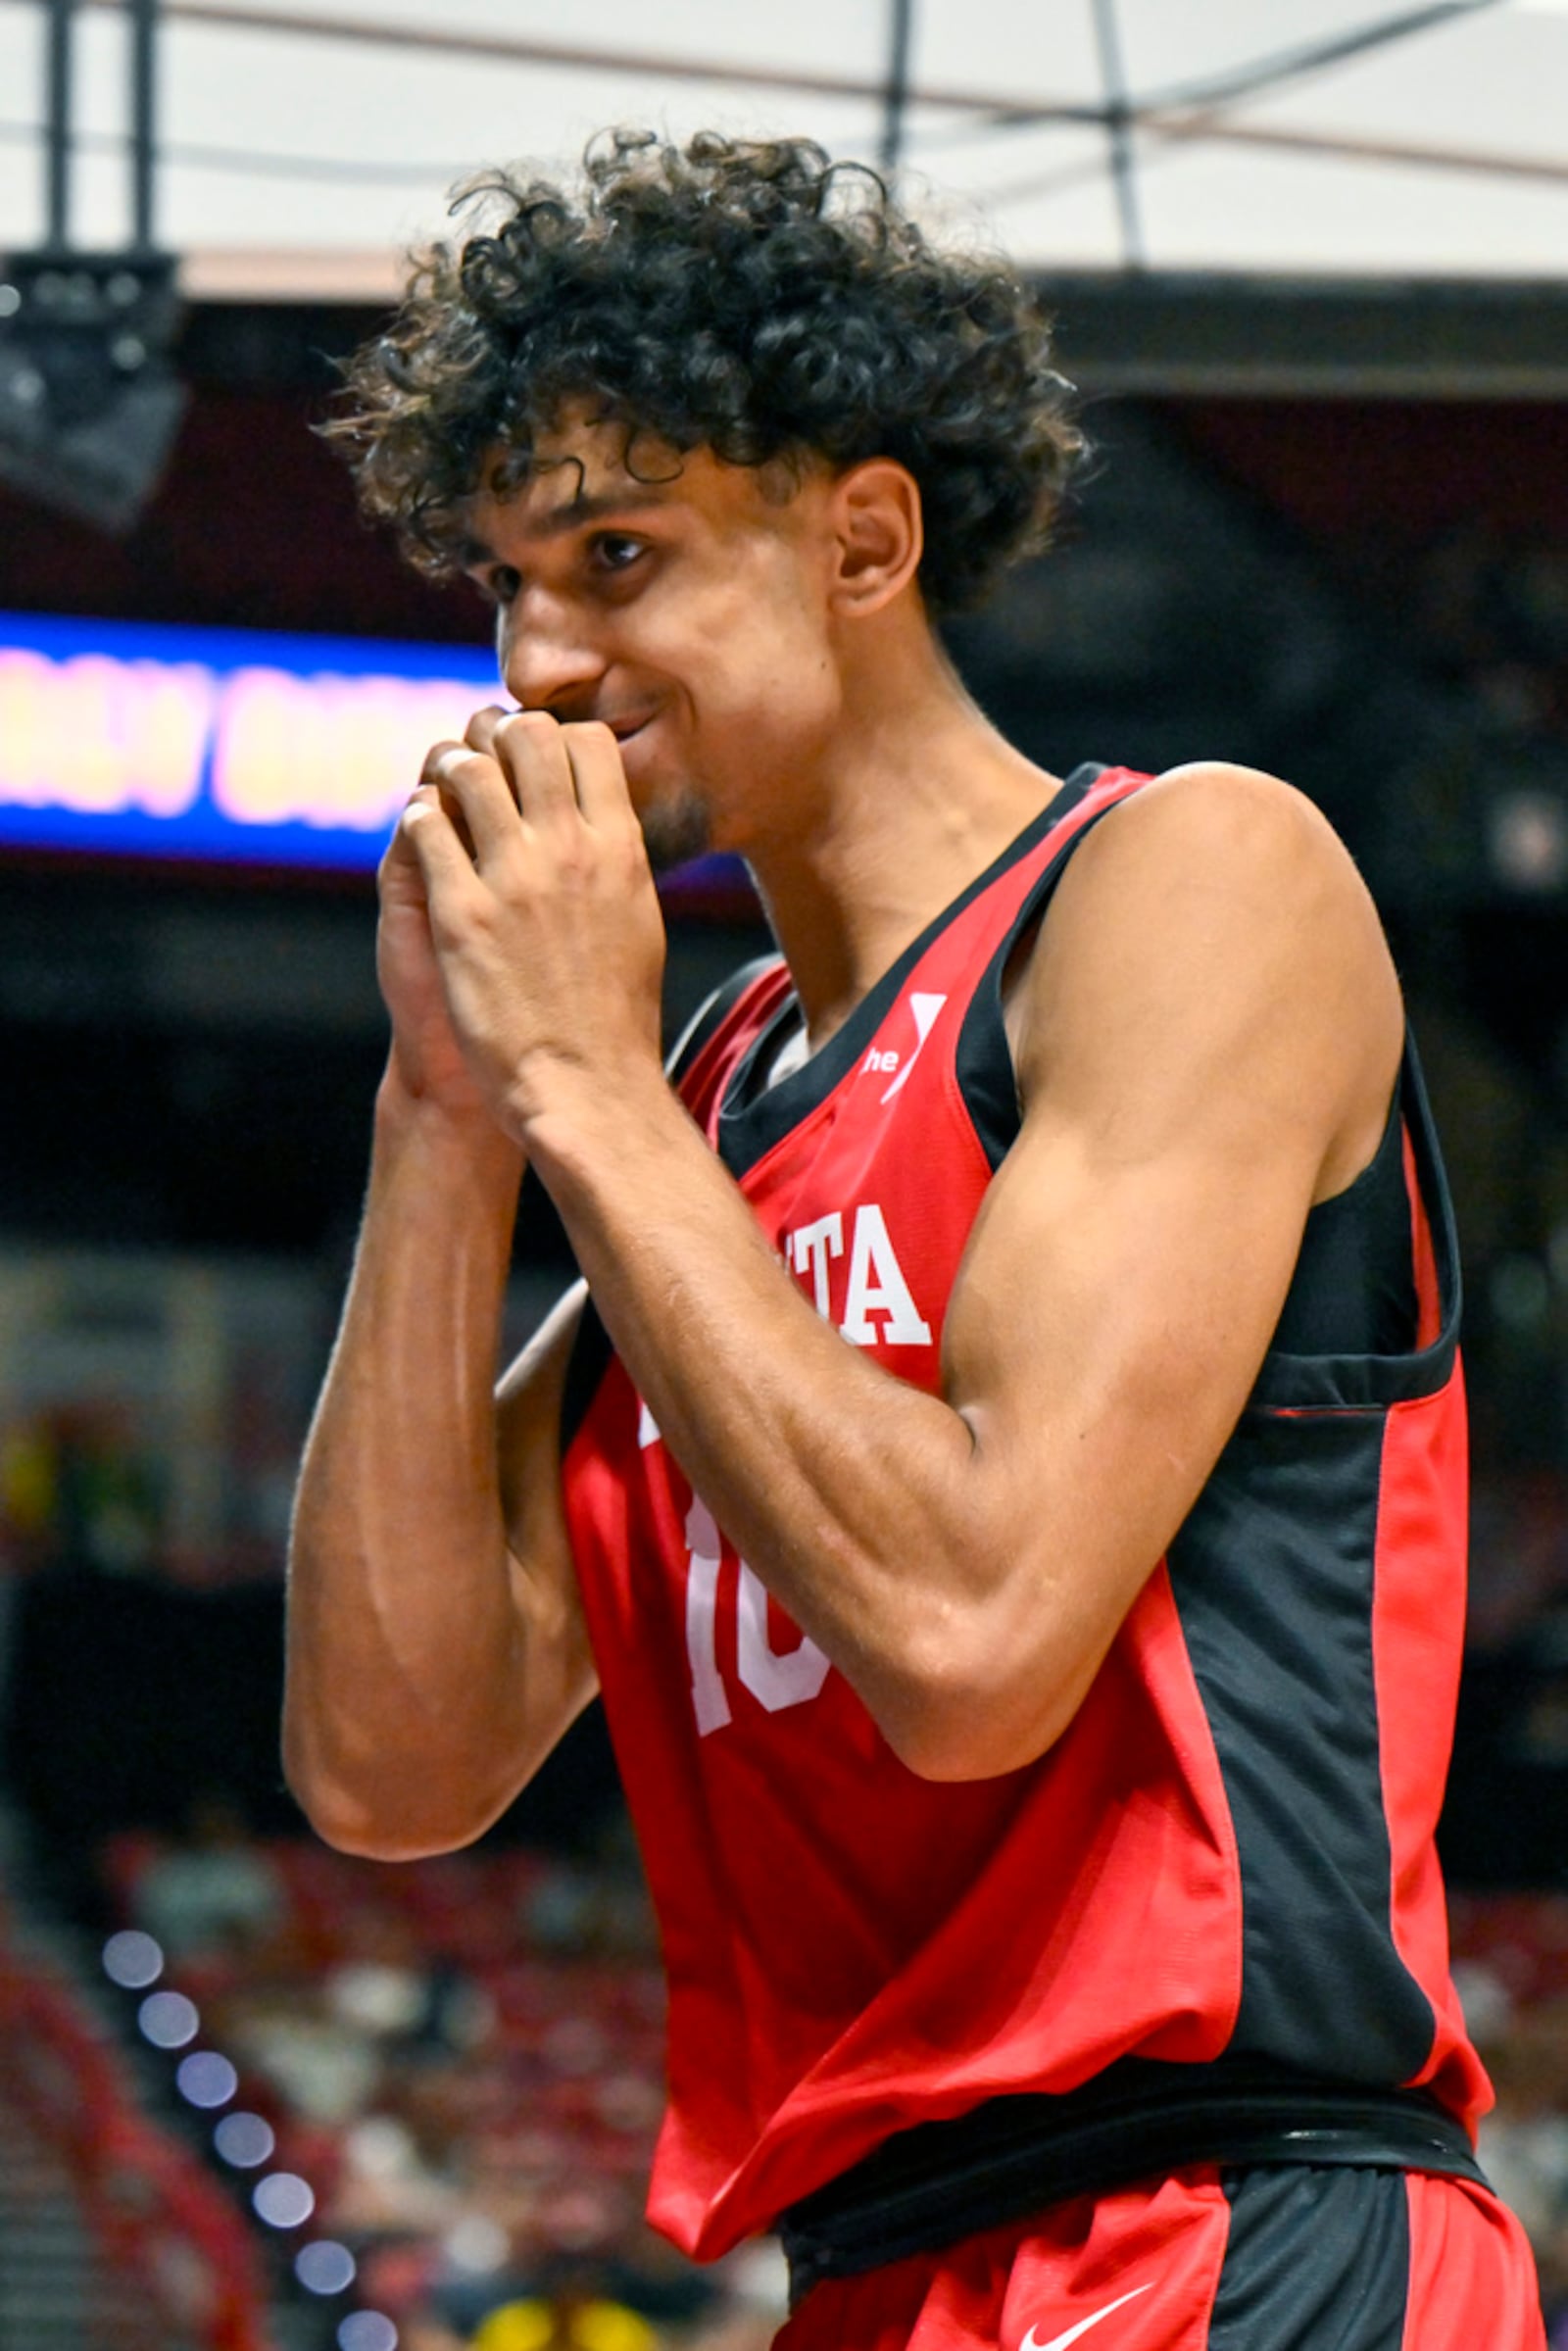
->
[462,415,847,867]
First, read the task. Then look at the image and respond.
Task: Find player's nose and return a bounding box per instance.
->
[500,588,608,714]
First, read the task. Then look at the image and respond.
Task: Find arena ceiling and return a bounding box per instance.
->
[1,0,1566,299]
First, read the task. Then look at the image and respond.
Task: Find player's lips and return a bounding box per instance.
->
[605,710,660,746]
[605,710,665,772]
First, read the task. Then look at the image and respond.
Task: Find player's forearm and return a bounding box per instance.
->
[526,1072,1056,1777]
[284,1073,531,1850]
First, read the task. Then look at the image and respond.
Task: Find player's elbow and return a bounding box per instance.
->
[886,1699,1071,1784]
[872,1619,1083,1784]
[286,1773,496,1862]
[281,1722,500,1862]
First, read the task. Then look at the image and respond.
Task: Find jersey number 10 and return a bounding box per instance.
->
[684,1495,831,1735]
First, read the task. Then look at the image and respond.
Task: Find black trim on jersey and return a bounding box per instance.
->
[1270,1077,1416,1358]
[667,955,786,1086]
[1208,2165,1410,2351]
[714,767,1105,1182]
[777,2054,1480,2305]
[1248,1034,1461,1411]
[561,1298,614,1459]
[1166,1411,1439,2085]
[954,783,1134,1173]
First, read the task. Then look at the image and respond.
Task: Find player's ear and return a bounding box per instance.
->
[827,459,924,617]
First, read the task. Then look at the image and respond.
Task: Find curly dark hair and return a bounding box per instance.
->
[326,129,1082,614]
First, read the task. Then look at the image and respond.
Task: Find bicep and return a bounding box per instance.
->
[946,1106,1310,1601]
[939,766,1402,1739]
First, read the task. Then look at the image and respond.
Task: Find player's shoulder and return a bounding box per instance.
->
[1102,757,1352,874]
[1055,757,1378,942]
[1017,756,1398,1084]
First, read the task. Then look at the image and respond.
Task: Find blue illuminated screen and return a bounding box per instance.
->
[0,611,502,869]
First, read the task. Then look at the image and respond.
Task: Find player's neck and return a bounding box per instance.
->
[744,633,1060,1053]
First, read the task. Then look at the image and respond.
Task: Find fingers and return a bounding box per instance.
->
[465,708,636,833]
[419,737,519,868]
[392,784,484,922]
[468,709,580,831]
[562,722,639,830]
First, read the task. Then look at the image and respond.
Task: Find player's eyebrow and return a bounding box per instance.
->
[461,487,674,564]
[532,487,673,538]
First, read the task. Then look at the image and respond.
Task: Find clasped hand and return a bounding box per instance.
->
[377,707,668,1146]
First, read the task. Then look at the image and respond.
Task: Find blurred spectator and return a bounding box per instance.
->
[0,1400,163,1576]
[470,2298,659,2349]
[130,1797,284,1964]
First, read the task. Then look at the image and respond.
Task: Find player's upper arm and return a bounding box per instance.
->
[920,762,1404,1777]
[492,1280,601,1781]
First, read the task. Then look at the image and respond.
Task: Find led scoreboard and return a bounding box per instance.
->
[0,612,502,870]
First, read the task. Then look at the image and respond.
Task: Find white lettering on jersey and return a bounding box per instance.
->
[682,1501,831,1738]
[782,1204,931,1347]
[840,1202,933,1346]
[863,1047,900,1073]
[677,1199,928,1738]
[639,1286,836,1737]
[880,990,947,1103]
[684,1496,733,1735]
[736,1561,832,1713]
[789,1211,845,1316]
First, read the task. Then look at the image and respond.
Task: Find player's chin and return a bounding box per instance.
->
[639,787,714,875]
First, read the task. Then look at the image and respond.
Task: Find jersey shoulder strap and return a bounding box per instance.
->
[665,955,785,1086]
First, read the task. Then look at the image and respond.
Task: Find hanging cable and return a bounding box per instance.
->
[1146,0,1510,121]
[44,0,74,247]
[880,0,915,178]
[128,0,157,249]
[910,0,1511,154]
[1089,0,1142,269]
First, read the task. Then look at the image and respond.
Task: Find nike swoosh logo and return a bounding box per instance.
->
[1019,2282,1154,2351]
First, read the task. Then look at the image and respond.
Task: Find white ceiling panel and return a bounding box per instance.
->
[1233,8,1568,150]
[0,0,1564,292]
[1141,136,1568,275]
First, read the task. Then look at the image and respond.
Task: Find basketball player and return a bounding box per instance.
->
[285,133,1545,2346]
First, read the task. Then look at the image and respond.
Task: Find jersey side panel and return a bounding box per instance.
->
[1373,1373,1485,2121]
[1165,1407,1436,2081]
[1370,1054,1488,2125]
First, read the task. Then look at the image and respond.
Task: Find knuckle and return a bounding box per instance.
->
[428,745,470,788]
[499,709,558,743]
[418,739,463,786]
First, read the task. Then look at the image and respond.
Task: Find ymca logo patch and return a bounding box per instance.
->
[862,990,947,1105]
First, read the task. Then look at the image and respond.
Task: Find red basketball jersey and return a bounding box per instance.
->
[559,763,1490,2262]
